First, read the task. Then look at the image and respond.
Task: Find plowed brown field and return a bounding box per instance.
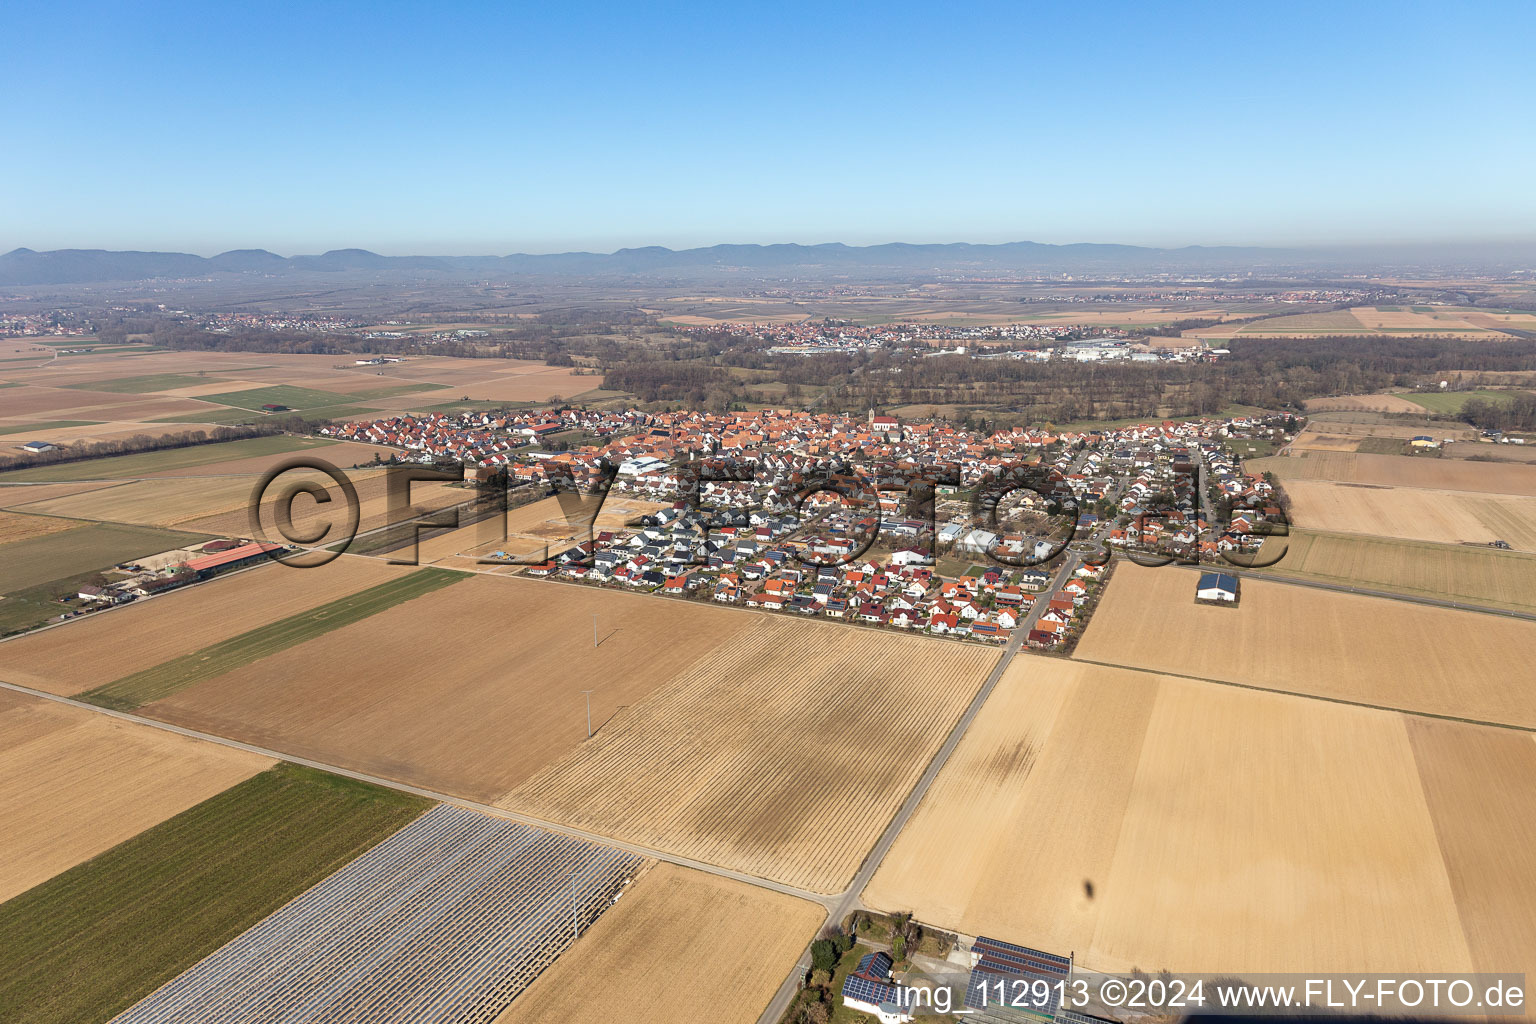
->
[501,619,998,892]
[139,575,749,801]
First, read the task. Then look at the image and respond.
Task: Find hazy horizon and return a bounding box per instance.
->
[5,0,1533,256]
[8,234,1536,262]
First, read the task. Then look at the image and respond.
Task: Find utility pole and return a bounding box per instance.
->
[580,689,593,738]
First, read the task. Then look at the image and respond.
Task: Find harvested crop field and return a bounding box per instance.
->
[1406,718,1536,975]
[0,763,429,1024]
[397,495,670,565]
[1304,394,1428,414]
[16,466,462,537]
[138,575,749,801]
[1287,429,1362,452]
[113,805,644,1024]
[0,557,418,695]
[186,467,465,538]
[141,440,394,477]
[81,569,466,711]
[496,863,823,1024]
[0,385,201,420]
[1253,449,1536,494]
[864,658,1476,974]
[0,435,336,482]
[1278,479,1536,551]
[501,619,998,892]
[0,691,272,902]
[1258,530,1536,614]
[1074,563,1536,728]
[16,477,255,525]
[0,511,82,546]
[0,480,120,509]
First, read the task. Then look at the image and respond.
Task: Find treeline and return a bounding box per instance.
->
[1458,393,1536,432]
[0,424,281,473]
[602,362,732,403]
[96,310,682,365]
[596,333,1536,426]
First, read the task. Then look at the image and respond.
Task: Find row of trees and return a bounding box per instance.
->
[0,424,281,472]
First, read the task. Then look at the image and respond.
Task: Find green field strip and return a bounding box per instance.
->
[0,420,101,435]
[0,763,430,1024]
[62,373,228,394]
[347,381,445,401]
[198,385,358,412]
[0,435,335,481]
[60,346,169,356]
[80,567,467,710]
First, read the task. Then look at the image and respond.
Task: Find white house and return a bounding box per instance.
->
[842,951,913,1024]
[1196,571,1239,602]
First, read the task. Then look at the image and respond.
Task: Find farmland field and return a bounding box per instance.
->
[0,434,338,482]
[1394,389,1532,413]
[136,574,751,801]
[113,805,643,1024]
[1074,563,1536,727]
[79,567,466,710]
[0,419,100,436]
[0,480,121,509]
[0,523,210,635]
[0,763,429,1024]
[1277,479,1536,550]
[1288,429,1363,452]
[0,557,416,695]
[1257,530,1536,613]
[185,466,465,538]
[864,658,1484,974]
[1303,394,1428,414]
[12,465,463,537]
[0,511,82,546]
[394,494,670,566]
[60,372,227,394]
[141,439,393,476]
[1406,719,1536,975]
[1252,449,1536,495]
[496,863,824,1024]
[0,691,272,902]
[501,618,998,892]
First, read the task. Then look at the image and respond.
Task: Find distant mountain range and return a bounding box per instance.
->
[3,240,1533,285]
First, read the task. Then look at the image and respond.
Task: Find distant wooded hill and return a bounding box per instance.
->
[6,239,1534,285]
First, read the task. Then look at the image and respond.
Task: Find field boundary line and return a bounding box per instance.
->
[0,676,837,910]
[1068,656,1536,734]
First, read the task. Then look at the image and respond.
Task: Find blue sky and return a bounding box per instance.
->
[4,0,1534,254]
